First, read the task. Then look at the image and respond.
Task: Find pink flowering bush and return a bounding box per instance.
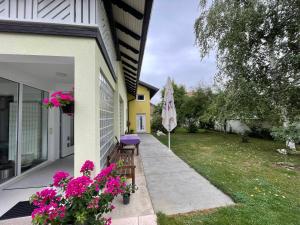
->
[43,91,74,109]
[80,160,95,176]
[30,160,125,225]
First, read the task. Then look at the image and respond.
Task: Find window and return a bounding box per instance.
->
[119,98,124,135]
[137,94,145,101]
[99,72,114,167]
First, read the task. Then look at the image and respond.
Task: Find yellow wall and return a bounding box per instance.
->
[128,84,151,133]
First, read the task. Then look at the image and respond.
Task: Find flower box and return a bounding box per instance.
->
[43,91,74,115]
[61,102,74,114]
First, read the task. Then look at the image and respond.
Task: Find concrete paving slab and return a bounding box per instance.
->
[0,216,31,225]
[142,156,191,176]
[138,214,157,225]
[139,134,234,215]
[112,216,139,225]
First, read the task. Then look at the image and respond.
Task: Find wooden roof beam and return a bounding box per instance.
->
[116,22,141,40]
[124,73,136,83]
[124,72,137,81]
[111,0,144,20]
[119,39,139,54]
[122,60,138,71]
[125,79,136,88]
[121,51,138,64]
[123,67,137,76]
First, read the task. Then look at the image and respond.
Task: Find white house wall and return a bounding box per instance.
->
[0,0,97,25]
[214,120,251,134]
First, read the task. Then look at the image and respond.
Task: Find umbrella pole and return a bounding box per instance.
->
[168,131,171,150]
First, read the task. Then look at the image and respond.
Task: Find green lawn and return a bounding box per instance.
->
[155,129,300,225]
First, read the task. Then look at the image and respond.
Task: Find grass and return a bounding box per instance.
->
[155,129,300,225]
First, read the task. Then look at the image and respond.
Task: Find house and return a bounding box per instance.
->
[0,0,153,185]
[127,81,158,133]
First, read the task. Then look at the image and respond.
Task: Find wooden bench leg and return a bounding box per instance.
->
[132,168,136,193]
[136,143,139,155]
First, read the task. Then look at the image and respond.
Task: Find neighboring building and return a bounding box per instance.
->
[128,81,158,133]
[0,0,153,184]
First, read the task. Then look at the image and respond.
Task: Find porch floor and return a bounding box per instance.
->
[0,156,73,217]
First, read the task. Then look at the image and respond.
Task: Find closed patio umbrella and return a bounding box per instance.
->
[162,77,177,149]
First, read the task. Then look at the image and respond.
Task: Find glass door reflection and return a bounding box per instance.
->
[21,85,48,173]
[0,78,18,183]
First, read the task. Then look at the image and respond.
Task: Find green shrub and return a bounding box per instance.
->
[187,122,198,133]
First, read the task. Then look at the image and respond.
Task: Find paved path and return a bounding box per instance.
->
[139,134,234,215]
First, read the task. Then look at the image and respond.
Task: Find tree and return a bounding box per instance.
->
[182,87,214,132]
[195,0,299,119]
[195,0,300,135]
[151,102,165,132]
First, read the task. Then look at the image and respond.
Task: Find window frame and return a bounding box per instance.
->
[136,94,145,101]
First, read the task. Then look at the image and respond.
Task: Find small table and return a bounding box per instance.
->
[120,134,141,155]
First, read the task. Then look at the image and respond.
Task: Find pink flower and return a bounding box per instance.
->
[51,91,62,97]
[87,196,100,209]
[50,97,61,107]
[53,171,70,187]
[32,205,48,219]
[65,176,92,198]
[80,160,95,173]
[104,176,125,196]
[32,204,66,221]
[43,98,49,104]
[60,94,74,101]
[94,163,116,183]
[105,218,112,225]
[33,188,57,207]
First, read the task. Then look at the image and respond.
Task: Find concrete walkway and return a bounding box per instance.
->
[139,134,234,215]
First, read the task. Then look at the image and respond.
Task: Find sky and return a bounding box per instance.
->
[139,0,217,104]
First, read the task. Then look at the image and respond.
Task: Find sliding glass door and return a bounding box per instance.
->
[21,85,48,172]
[0,77,49,183]
[0,78,18,184]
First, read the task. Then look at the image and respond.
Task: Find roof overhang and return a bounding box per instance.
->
[138,80,159,99]
[104,0,153,96]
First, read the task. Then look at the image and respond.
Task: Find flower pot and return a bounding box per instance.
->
[123,194,130,205]
[61,103,74,114]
